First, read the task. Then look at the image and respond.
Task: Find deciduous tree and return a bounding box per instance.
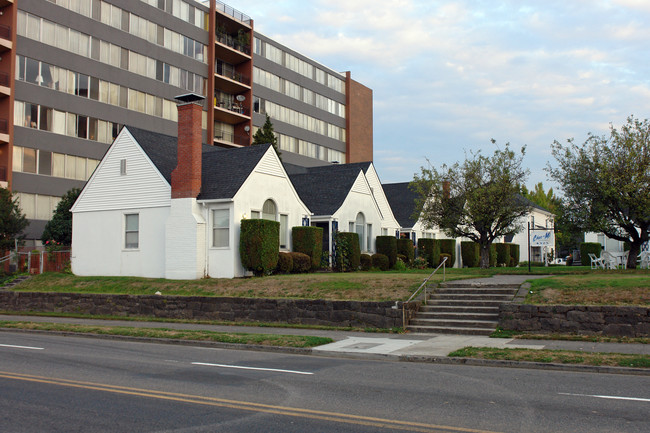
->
[547,116,650,268]
[0,187,28,251]
[411,142,530,268]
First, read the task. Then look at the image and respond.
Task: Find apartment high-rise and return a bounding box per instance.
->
[1,0,373,242]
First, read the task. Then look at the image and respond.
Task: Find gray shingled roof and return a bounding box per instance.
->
[382,182,419,228]
[126,126,270,200]
[286,163,367,216]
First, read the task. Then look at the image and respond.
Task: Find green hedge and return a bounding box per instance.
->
[439,253,451,266]
[290,252,311,273]
[580,242,602,264]
[461,241,480,267]
[495,243,511,266]
[334,232,360,272]
[396,239,414,264]
[439,239,456,267]
[371,253,390,271]
[240,219,279,276]
[276,252,293,274]
[376,236,397,268]
[360,253,372,271]
[292,226,323,270]
[508,243,520,267]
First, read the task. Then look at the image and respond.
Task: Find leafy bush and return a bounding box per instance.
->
[276,252,293,274]
[393,258,408,271]
[371,253,390,271]
[334,232,360,272]
[417,238,440,268]
[439,253,451,266]
[397,253,407,264]
[376,236,397,268]
[439,239,456,267]
[461,241,480,267]
[239,219,279,276]
[396,239,414,264]
[580,242,602,264]
[360,253,372,271]
[508,243,520,267]
[292,226,323,270]
[495,243,511,266]
[412,256,428,269]
[290,252,311,273]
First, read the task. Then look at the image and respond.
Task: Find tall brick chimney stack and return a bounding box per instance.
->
[171,93,205,198]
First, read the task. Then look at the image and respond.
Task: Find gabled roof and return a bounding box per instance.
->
[285,163,367,216]
[382,182,419,228]
[127,126,271,200]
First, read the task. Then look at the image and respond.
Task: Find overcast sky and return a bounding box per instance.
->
[224,0,650,189]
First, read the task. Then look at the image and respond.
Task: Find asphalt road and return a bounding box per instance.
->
[1,332,648,433]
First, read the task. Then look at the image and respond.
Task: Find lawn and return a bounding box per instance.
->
[7,266,649,303]
[526,272,650,305]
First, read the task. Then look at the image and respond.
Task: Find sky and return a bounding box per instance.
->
[222,0,650,189]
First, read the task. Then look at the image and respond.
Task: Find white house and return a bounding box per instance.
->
[509,199,555,263]
[285,162,386,259]
[71,95,310,279]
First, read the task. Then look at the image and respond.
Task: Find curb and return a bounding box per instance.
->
[2,327,648,375]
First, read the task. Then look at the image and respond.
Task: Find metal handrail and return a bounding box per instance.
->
[402,256,447,328]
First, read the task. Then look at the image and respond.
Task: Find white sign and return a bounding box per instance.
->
[530,230,554,246]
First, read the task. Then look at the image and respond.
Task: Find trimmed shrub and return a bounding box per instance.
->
[461,241,480,267]
[509,243,520,267]
[334,232,360,272]
[397,239,414,264]
[276,252,293,274]
[439,239,456,267]
[292,226,323,270]
[489,244,497,267]
[495,243,511,266]
[439,253,451,266]
[371,253,390,271]
[417,238,434,268]
[580,242,602,264]
[360,253,372,271]
[412,256,428,269]
[376,236,397,268]
[290,252,311,273]
[240,219,280,276]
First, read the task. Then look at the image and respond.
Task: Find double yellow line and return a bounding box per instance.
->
[0,371,500,433]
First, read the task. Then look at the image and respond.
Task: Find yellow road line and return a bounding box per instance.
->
[0,371,501,433]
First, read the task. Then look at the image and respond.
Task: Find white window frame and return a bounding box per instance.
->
[124,213,139,249]
[212,208,230,248]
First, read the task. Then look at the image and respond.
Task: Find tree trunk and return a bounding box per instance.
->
[480,244,490,269]
[627,242,640,269]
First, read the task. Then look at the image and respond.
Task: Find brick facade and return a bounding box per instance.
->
[171,101,203,198]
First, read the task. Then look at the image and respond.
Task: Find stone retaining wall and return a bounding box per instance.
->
[499,304,650,337]
[0,292,403,329]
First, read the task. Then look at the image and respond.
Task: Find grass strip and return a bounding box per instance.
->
[448,346,650,368]
[0,321,333,348]
[489,327,649,344]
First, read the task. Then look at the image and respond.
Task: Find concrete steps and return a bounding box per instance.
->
[407,281,519,335]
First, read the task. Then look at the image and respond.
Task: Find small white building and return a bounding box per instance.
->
[71,95,309,279]
[509,200,555,263]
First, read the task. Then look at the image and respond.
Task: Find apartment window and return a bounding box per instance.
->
[212,209,229,248]
[125,214,139,249]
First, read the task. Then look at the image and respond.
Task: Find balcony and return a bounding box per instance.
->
[213,101,250,124]
[215,31,251,64]
[215,61,250,94]
[0,24,11,53]
[214,130,249,148]
[214,0,252,25]
[0,72,9,97]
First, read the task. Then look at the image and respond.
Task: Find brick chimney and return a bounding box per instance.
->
[171,93,205,198]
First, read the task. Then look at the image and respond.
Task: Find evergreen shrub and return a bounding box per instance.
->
[439,239,456,267]
[397,239,414,264]
[371,253,390,271]
[292,226,323,270]
[461,241,480,267]
[376,236,397,268]
[240,219,279,276]
[334,232,360,272]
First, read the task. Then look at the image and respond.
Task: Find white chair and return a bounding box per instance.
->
[638,251,650,269]
[601,251,619,270]
[588,253,605,270]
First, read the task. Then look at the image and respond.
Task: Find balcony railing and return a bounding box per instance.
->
[214,0,252,25]
[0,25,10,40]
[0,72,9,87]
[214,130,249,147]
[214,100,249,116]
[215,32,250,56]
[215,61,250,86]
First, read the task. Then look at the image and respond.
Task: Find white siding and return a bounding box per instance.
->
[351,172,371,194]
[255,149,285,178]
[365,165,400,231]
[165,198,206,280]
[72,128,170,213]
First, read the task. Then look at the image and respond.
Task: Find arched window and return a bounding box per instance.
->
[262,199,277,221]
[355,212,365,250]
